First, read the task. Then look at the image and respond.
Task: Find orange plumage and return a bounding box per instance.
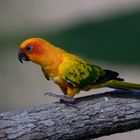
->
[18,38,140,98]
[18,38,80,97]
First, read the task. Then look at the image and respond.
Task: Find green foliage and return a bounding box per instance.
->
[46,12,140,64]
[1,11,140,64]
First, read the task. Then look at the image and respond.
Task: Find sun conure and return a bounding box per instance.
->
[18,38,140,99]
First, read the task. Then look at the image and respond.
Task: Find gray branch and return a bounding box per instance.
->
[0,91,140,140]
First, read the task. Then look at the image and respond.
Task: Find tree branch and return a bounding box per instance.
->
[0,90,140,140]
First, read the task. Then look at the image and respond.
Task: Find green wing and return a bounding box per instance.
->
[59,55,105,89]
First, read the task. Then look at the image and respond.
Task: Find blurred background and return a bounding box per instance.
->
[1,0,140,139]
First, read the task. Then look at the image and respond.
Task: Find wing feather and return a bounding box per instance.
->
[59,55,105,88]
[41,68,50,80]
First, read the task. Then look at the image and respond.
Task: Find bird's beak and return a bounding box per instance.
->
[18,50,30,64]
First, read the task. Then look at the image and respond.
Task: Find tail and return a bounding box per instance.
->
[105,80,140,90]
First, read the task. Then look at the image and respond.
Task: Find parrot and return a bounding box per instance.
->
[18,38,140,101]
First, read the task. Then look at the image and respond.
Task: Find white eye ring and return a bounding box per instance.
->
[25,46,32,52]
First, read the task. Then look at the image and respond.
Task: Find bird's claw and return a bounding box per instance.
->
[44,92,78,108]
[44,92,74,102]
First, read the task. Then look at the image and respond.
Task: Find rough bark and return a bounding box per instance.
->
[0,90,140,140]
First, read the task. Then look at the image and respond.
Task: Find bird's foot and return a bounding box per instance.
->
[44,92,75,102]
[44,92,77,108]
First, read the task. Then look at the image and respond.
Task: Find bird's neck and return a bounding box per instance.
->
[41,46,66,77]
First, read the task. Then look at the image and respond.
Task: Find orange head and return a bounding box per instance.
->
[18,38,50,65]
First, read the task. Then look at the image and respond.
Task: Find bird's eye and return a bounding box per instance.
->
[25,46,32,52]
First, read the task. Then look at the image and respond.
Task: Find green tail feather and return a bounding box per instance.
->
[105,80,140,90]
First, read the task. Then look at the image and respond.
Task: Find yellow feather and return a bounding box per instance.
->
[18,38,140,98]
